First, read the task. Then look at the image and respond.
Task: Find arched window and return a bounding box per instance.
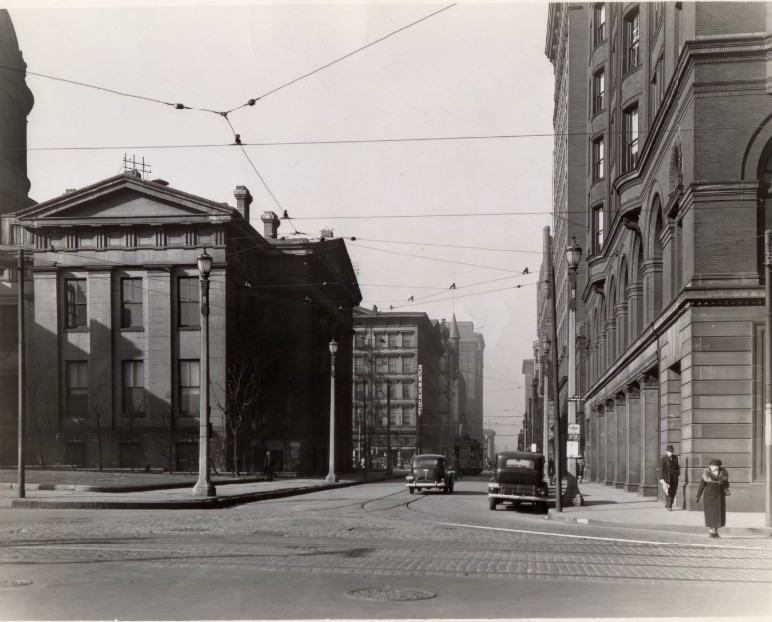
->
[652,198,665,318]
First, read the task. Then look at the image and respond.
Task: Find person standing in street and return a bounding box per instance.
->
[695,458,730,538]
[263,450,274,482]
[659,444,680,510]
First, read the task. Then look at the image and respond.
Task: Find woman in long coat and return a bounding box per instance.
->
[695,458,729,538]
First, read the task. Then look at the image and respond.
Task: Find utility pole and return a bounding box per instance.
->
[546,229,563,512]
[17,248,25,499]
[385,377,392,475]
[765,231,772,527]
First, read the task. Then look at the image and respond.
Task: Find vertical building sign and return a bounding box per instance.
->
[417,364,423,418]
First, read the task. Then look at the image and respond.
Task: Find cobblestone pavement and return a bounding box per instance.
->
[1,479,771,619]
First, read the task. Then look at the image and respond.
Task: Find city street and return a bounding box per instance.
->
[1,476,770,620]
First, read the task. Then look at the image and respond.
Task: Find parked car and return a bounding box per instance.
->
[488,451,548,512]
[406,453,454,494]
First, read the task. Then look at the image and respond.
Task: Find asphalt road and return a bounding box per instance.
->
[1,476,770,620]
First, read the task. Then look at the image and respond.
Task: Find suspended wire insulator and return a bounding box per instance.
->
[219,111,228,118]
[174,103,185,109]
[234,134,242,145]
[247,99,257,106]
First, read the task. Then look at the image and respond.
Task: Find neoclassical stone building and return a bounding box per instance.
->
[542,2,772,511]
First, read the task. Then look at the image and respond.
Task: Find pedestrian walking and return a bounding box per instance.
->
[576,456,585,483]
[695,458,730,538]
[548,457,555,485]
[659,444,680,510]
[263,450,274,482]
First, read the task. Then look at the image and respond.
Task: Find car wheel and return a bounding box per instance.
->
[537,502,548,513]
[408,486,414,494]
[488,497,497,510]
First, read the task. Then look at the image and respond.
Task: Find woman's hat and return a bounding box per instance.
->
[709,458,722,467]
[666,445,674,451]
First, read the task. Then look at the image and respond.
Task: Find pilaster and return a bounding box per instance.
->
[614,392,627,488]
[605,397,616,486]
[624,382,641,492]
[639,372,659,497]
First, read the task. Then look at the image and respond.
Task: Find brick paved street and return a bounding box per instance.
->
[1,478,770,619]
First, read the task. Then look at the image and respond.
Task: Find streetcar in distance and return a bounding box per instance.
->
[452,435,484,475]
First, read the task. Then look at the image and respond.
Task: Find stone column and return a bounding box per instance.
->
[597,333,606,378]
[625,382,641,492]
[605,397,616,485]
[627,283,643,345]
[641,259,662,327]
[615,302,628,355]
[605,319,616,369]
[639,372,659,497]
[615,392,627,488]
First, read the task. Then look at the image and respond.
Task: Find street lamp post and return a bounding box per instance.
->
[193,249,216,497]
[565,237,583,506]
[326,338,339,483]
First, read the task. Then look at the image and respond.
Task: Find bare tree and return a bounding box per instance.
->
[150,407,178,473]
[26,367,55,468]
[212,362,262,476]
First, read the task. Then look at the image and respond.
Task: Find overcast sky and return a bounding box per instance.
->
[8,0,555,450]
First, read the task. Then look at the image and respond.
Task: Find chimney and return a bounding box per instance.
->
[261,211,280,239]
[234,186,253,221]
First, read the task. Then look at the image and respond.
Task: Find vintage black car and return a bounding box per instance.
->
[406,453,454,494]
[488,451,548,512]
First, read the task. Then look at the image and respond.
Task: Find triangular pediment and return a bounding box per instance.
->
[17,174,236,224]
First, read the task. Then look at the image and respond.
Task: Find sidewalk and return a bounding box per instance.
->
[0,471,400,510]
[546,481,772,537]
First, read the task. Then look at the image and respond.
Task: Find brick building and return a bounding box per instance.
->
[352,308,447,468]
[539,2,772,511]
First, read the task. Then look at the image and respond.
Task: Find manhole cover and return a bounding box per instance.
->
[0,580,33,588]
[346,587,436,602]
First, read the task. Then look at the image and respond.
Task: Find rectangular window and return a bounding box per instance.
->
[592,205,605,253]
[387,333,398,348]
[402,356,413,373]
[388,382,399,399]
[651,56,664,117]
[0,305,17,352]
[354,383,364,400]
[9,224,23,245]
[402,381,412,399]
[376,383,385,400]
[593,68,605,114]
[404,406,414,427]
[390,407,400,426]
[375,357,386,374]
[594,3,606,46]
[593,136,605,181]
[625,8,640,71]
[65,279,87,329]
[65,361,89,419]
[178,277,199,328]
[122,360,145,417]
[374,333,386,348]
[401,333,413,348]
[624,104,639,170]
[355,333,367,348]
[121,278,143,328]
[179,359,200,415]
[354,357,364,375]
[388,356,399,374]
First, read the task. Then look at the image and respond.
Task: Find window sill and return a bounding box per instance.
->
[178,326,201,331]
[65,327,89,333]
[120,326,145,332]
[622,64,642,81]
[591,108,606,122]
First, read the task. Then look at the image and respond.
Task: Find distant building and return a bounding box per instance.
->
[352,308,445,468]
[541,2,772,511]
[456,320,484,444]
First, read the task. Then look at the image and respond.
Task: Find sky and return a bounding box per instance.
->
[7,0,556,451]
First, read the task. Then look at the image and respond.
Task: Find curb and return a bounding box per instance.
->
[0,476,266,493]
[545,508,772,537]
[6,476,399,510]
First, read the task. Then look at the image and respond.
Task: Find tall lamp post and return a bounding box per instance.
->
[193,249,216,497]
[541,336,550,475]
[326,338,339,483]
[565,237,583,505]
[385,377,393,475]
